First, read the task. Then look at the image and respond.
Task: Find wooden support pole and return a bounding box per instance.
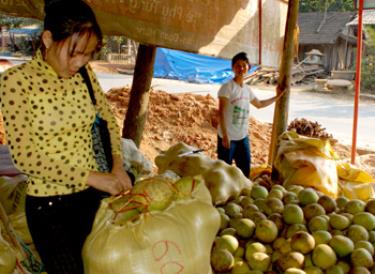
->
[268,0,299,168]
[122,44,156,147]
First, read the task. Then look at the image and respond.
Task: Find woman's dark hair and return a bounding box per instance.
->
[43,0,103,54]
[231,52,250,67]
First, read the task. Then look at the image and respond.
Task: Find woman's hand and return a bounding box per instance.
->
[111,154,133,193]
[111,165,132,193]
[86,171,129,195]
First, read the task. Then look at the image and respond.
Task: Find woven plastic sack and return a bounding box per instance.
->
[0,229,16,274]
[82,176,220,274]
[274,131,338,198]
[155,142,252,205]
[337,162,375,200]
[0,175,27,215]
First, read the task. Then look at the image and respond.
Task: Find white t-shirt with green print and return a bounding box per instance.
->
[218,80,256,141]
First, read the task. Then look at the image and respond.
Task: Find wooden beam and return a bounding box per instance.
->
[269,0,299,168]
[122,44,156,147]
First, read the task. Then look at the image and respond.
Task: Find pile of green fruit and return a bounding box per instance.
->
[211,183,375,274]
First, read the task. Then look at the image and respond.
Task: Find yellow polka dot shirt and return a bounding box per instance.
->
[0,50,122,196]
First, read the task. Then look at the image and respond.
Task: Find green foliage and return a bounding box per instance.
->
[361,55,375,94]
[361,26,375,94]
[300,0,355,12]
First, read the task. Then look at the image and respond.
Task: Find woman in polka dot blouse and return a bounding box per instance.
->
[0,1,132,273]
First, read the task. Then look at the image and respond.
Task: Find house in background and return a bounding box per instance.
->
[298,12,358,73]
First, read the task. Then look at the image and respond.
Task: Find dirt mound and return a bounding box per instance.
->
[106,87,273,165]
[105,87,352,168]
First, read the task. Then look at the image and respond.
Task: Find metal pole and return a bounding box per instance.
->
[258,0,262,65]
[351,0,363,164]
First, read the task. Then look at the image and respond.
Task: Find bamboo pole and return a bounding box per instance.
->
[268,0,300,169]
[122,44,156,147]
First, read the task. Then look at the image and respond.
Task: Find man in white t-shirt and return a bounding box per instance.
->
[217,52,283,177]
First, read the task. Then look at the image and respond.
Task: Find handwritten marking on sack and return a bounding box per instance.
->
[152,240,184,274]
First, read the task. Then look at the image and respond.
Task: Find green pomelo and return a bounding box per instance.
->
[350,266,371,274]
[272,237,288,250]
[318,195,337,214]
[369,230,375,243]
[234,246,245,258]
[344,199,366,215]
[264,197,284,215]
[229,218,255,238]
[220,227,236,236]
[351,248,373,268]
[255,219,278,243]
[247,252,270,272]
[304,254,313,267]
[331,230,345,237]
[325,265,344,274]
[283,191,299,204]
[336,196,349,210]
[224,202,243,218]
[355,240,374,256]
[268,188,284,200]
[272,184,287,193]
[239,196,254,209]
[214,234,239,254]
[312,230,332,245]
[285,268,306,274]
[365,198,375,215]
[328,235,354,258]
[304,266,323,274]
[219,213,230,230]
[347,224,369,242]
[283,204,304,224]
[276,251,305,272]
[312,244,337,270]
[245,242,267,259]
[217,207,225,214]
[285,223,307,239]
[353,212,375,231]
[329,213,350,230]
[303,203,326,220]
[245,211,267,224]
[298,188,319,206]
[250,184,269,199]
[211,248,235,272]
[242,204,259,218]
[336,260,350,274]
[308,215,329,232]
[268,213,284,231]
[253,198,268,214]
[231,258,250,274]
[286,185,304,195]
[291,231,315,254]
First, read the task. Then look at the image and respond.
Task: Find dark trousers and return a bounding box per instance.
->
[217,135,251,177]
[25,188,107,274]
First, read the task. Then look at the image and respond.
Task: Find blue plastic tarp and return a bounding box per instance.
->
[9,28,40,36]
[153,48,258,84]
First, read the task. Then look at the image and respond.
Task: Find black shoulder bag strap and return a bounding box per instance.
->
[79,67,113,171]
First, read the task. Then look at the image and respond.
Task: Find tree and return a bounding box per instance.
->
[299,0,355,12]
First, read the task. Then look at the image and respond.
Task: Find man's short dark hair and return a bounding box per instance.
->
[231,52,250,67]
